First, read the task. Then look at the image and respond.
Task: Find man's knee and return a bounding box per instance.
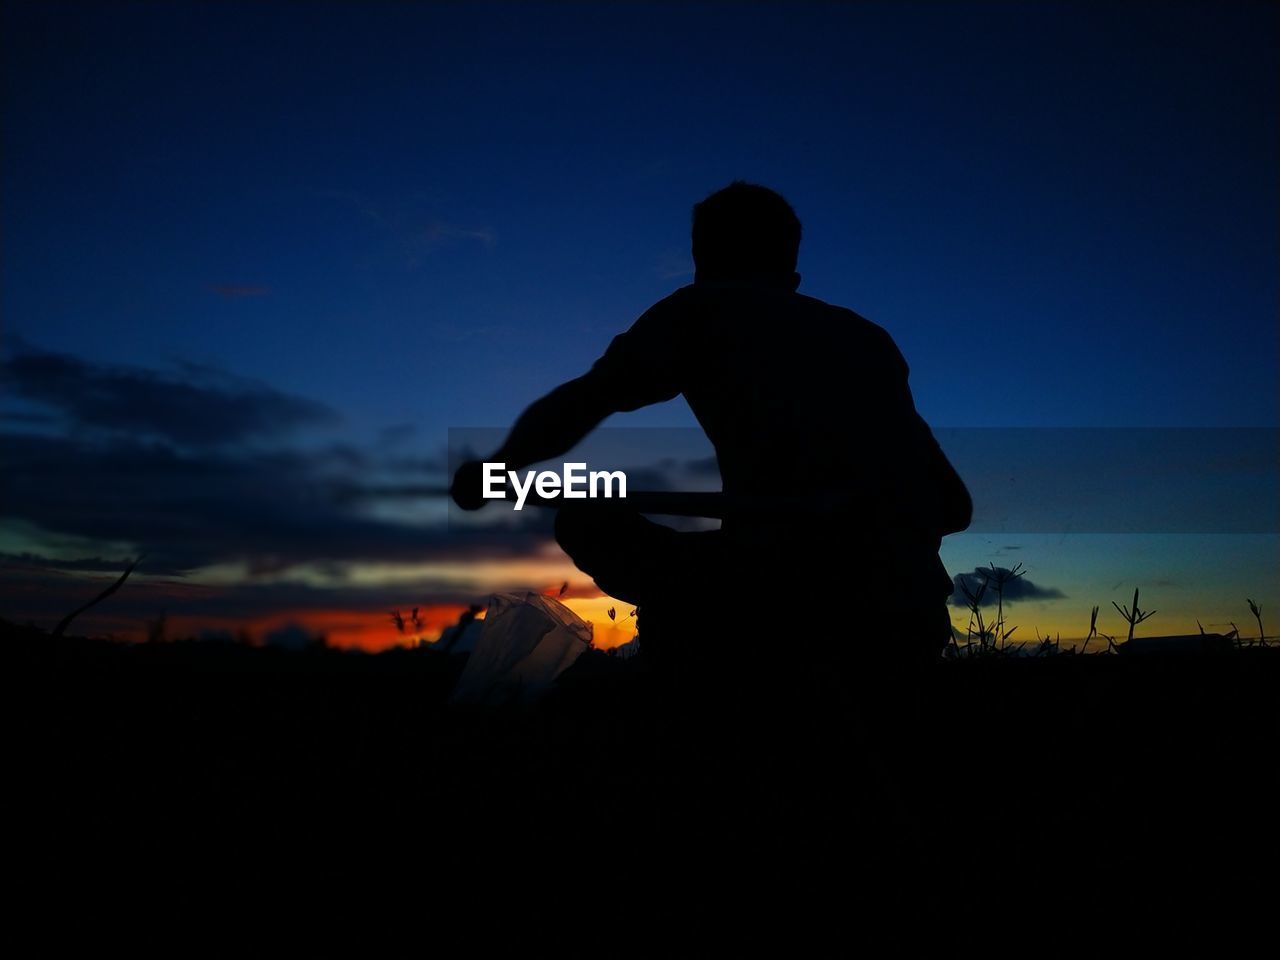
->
[555,505,682,604]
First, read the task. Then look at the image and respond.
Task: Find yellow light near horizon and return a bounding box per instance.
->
[560,595,640,650]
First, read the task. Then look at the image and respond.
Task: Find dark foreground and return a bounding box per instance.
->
[19,624,1279,927]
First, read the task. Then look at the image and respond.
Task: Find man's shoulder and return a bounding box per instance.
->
[650,284,900,351]
[793,293,910,374]
[633,284,697,323]
[793,290,876,326]
[793,292,901,343]
[676,281,841,315]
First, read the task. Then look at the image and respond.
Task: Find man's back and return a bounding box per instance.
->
[587,278,969,557]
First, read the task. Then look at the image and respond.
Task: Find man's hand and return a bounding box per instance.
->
[450,459,489,511]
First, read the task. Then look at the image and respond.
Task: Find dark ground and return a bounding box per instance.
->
[16,620,1278,928]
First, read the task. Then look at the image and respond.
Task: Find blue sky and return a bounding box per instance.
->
[2,1,1276,646]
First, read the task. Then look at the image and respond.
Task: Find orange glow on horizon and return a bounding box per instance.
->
[158,604,475,653]
[54,569,1241,656]
[557,594,640,650]
[153,582,639,653]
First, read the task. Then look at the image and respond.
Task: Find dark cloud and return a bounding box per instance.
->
[0,561,507,628]
[0,430,556,576]
[0,347,635,636]
[2,342,337,447]
[0,552,189,576]
[1,411,56,425]
[683,455,721,477]
[949,567,1066,607]
[383,454,444,474]
[377,423,419,446]
[326,443,370,470]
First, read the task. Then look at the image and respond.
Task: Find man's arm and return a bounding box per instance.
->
[450,374,617,510]
[451,289,688,510]
[491,374,618,472]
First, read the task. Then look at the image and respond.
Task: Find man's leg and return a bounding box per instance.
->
[553,503,725,608]
[554,503,799,878]
[553,500,737,699]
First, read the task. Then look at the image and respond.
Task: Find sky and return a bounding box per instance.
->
[2,0,1276,650]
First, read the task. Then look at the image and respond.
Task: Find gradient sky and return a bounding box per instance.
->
[2,0,1276,649]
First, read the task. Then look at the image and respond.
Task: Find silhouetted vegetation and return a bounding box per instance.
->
[22,598,1278,921]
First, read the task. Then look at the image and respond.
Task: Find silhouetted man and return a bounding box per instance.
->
[452,181,971,673]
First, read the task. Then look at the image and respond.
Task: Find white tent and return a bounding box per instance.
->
[449,591,592,705]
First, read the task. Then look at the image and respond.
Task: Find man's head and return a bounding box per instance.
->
[691,181,802,288]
